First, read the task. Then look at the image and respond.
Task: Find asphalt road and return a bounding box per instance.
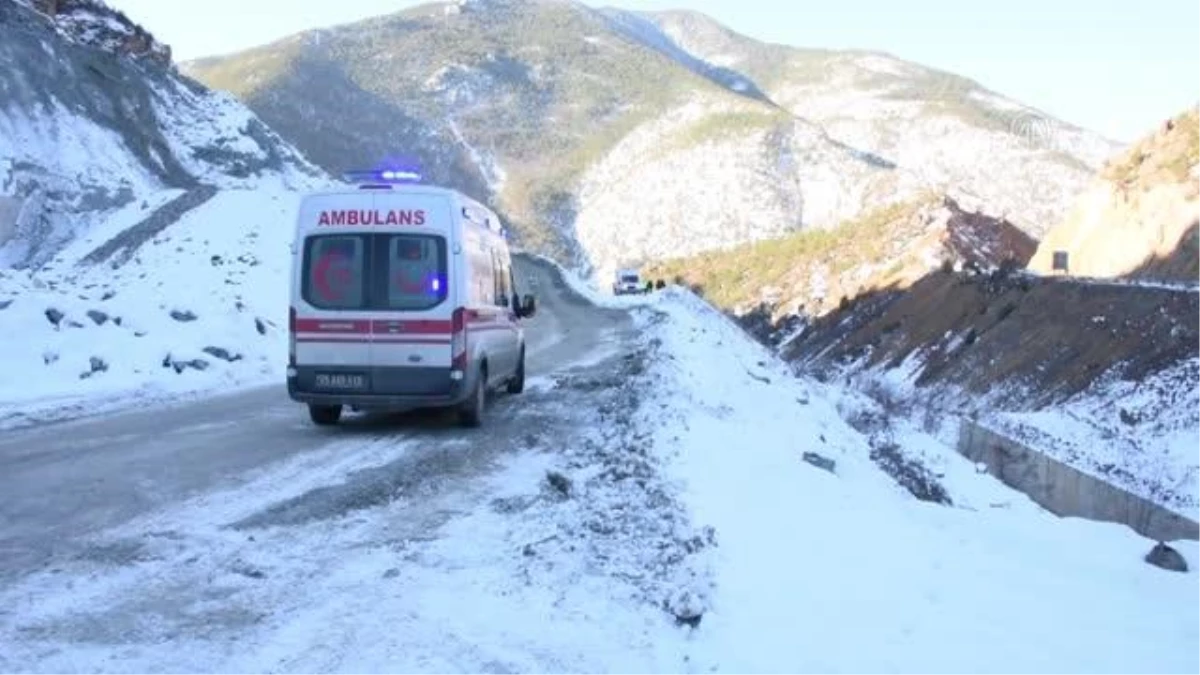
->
[0,255,632,585]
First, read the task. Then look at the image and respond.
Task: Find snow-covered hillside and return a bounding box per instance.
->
[987,357,1200,519]
[0,180,311,428]
[829,342,1200,522]
[603,8,1122,239]
[0,0,329,423]
[633,288,1196,672]
[1,0,323,268]
[1,279,1193,673]
[11,0,172,65]
[571,94,927,282]
[184,0,1120,277]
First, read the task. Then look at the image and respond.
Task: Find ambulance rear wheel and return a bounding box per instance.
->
[459,365,486,428]
[506,348,526,395]
[309,404,342,426]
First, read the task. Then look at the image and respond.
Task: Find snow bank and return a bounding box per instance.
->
[834,340,1200,523]
[988,357,1200,520]
[0,180,304,428]
[633,287,1199,673]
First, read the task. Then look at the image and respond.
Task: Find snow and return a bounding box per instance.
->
[0,21,329,424]
[0,99,161,198]
[0,179,306,429]
[446,116,506,192]
[1066,274,1199,293]
[825,327,1200,522]
[0,37,328,425]
[47,188,185,264]
[147,77,319,191]
[0,437,692,672]
[854,53,913,77]
[570,95,814,277]
[1,283,1196,672]
[988,358,1200,520]
[58,9,129,39]
[633,288,1198,673]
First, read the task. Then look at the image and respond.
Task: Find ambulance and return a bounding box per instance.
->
[286,169,537,428]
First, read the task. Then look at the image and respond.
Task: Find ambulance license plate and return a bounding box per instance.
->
[314,372,367,390]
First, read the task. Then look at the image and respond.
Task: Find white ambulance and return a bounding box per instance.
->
[286,170,537,428]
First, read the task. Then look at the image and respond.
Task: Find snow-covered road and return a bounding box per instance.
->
[0,255,631,580]
[0,267,1195,674]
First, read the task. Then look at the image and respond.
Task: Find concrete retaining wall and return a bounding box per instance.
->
[0,195,22,248]
[957,419,1199,542]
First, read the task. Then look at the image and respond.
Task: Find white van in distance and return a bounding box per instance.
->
[287,169,537,428]
[612,268,645,295]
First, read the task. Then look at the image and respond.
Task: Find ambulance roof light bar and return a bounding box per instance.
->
[343,169,423,186]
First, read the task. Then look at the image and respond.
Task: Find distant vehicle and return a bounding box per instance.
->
[612,268,646,295]
[287,169,537,428]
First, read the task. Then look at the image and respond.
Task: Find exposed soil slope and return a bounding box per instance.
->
[1028,106,1199,283]
[780,268,1198,408]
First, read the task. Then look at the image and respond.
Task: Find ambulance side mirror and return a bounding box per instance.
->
[519,294,537,318]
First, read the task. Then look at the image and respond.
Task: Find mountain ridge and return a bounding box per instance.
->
[0,0,327,269]
[181,0,1122,281]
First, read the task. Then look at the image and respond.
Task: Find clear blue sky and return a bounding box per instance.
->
[107,0,1198,143]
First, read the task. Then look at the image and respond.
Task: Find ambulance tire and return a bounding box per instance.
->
[506,348,526,395]
[459,363,487,428]
[309,404,342,426]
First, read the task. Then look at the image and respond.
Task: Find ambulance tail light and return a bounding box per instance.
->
[287,306,297,368]
[450,307,467,380]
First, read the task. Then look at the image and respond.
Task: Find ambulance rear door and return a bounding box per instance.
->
[362,189,458,397]
[291,191,374,393]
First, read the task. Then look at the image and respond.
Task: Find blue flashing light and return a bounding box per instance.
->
[343,168,423,185]
[430,276,442,293]
[382,169,422,182]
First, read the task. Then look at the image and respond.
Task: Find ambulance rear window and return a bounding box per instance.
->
[303,236,365,310]
[383,234,448,310]
[300,233,447,311]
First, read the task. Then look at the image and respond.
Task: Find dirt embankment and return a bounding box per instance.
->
[1028,106,1199,283]
[645,189,1194,407]
[776,267,1198,408]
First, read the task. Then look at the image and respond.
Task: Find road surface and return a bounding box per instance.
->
[0,255,633,585]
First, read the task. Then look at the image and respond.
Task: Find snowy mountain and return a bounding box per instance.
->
[0,0,330,421]
[181,0,1121,281]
